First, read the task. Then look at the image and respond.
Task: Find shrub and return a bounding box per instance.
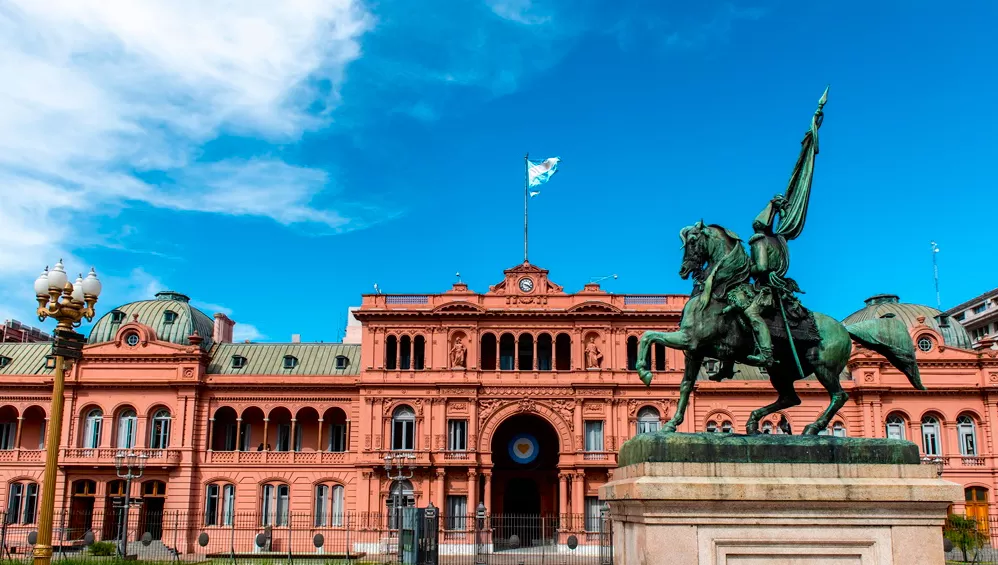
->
[943,514,987,562]
[88,540,117,556]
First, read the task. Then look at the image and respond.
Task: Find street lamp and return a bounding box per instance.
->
[114,451,147,558]
[31,260,102,565]
[384,452,416,561]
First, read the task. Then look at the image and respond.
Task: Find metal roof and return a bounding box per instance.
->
[842,294,972,349]
[0,343,53,376]
[88,291,215,350]
[208,343,360,376]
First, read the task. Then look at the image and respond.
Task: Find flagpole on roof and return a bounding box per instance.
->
[524,152,529,263]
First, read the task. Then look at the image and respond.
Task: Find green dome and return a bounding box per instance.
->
[842,294,972,349]
[88,291,215,349]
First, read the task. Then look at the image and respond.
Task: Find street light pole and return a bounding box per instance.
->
[31,261,102,565]
[114,451,147,558]
[384,453,415,563]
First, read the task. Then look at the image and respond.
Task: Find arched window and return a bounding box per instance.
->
[6,481,39,524]
[636,407,660,435]
[314,483,346,527]
[413,336,425,370]
[150,409,171,449]
[762,421,773,434]
[537,334,553,371]
[706,421,718,433]
[499,334,515,371]
[958,415,978,456]
[261,483,290,526]
[921,416,941,456]
[518,334,534,370]
[117,409,137,448]
[399,336,412,370]
[392,406,416,451]
[204,483,235,526]
[555,333,572,370]
[721,421,733,434]
[385,336,398,370]
[832,422,847,438]
[83,409,103,449]
[885,414,906,441]
[480,334,497,371]
[626,336,638,371]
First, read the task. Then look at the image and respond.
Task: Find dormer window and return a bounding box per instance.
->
[44,356,56,369]
[335,355,349,370]
[0,356,10,369]
[163,310,177,324]
[283,355,299,370]
[231,355,247,369]
[110,311,125,324]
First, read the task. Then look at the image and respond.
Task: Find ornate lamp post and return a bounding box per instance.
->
[384,452,415,562]
[31,260,102,565]
[114,451,147,557]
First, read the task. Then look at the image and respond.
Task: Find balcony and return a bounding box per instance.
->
[204,450,351,465]
[60,448,182,467]
[0,449,44,463]
[580,451,617,466]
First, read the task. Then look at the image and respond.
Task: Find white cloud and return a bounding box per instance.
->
[0,0,373,278]
[232,323,265,343]
[487,0,553,25]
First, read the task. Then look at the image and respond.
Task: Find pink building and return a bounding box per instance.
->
[0,265,996,555]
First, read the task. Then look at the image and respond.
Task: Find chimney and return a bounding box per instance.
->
[291,334,301,344]
[213,313,235,344]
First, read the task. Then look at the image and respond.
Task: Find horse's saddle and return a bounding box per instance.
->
[766,301,820,344]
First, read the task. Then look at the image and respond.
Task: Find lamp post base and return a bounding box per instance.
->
[32,544,53,565]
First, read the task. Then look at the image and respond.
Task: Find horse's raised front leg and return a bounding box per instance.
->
[662,351,703,433]
[636,330,690,386]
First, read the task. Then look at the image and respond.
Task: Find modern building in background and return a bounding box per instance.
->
[0,263,996,553]
[945,287,998,346]
[0,320,51,343]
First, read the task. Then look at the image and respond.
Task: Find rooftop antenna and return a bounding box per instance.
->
[589,274,618,284]
[373,283,382,295]
[930,241,940,309]
[455,272,462,283]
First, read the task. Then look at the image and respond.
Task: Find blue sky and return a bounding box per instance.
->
[1,0,993,342]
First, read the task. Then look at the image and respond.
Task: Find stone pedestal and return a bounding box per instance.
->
[600,461,961,565]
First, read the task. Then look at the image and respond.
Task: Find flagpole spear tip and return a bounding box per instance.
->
[818,85,829,107]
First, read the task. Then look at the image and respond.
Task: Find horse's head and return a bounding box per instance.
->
[679,220,709,281]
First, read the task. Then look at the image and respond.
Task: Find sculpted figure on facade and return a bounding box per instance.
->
[450,337,467,368]
[584,336,603,369]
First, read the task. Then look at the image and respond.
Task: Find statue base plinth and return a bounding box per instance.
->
[600,461,960,565]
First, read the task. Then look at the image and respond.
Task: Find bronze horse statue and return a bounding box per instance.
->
[636,221,924,435]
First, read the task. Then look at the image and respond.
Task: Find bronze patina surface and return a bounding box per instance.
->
[618,431,920,467]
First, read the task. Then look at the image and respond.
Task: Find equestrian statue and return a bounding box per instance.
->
[636,88,925,435]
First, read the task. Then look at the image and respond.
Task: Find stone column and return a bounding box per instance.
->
[558,472,569,517]
[435,468,446,510]
[468,469,479,512]
[572,472,585,527]
[262,418,270,450]
[317,418,324,452]
[99,414,112,448]
[14,416,23,449]
[206,417,214,452]
[290,418,297,451]
[574,403,583,451]
[533,336,538,370]
[482,471,492,511]
[513,336,520,370]
[345,419,351,452]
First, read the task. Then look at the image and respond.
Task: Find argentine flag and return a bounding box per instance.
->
[527,157,560,197]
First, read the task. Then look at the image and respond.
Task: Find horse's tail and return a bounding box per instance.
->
[845,318,925,390]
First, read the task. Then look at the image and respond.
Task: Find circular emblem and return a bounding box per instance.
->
[518,277,534,293]
[509,433,538,464]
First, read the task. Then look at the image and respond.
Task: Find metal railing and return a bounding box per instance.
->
[0,508,614,564]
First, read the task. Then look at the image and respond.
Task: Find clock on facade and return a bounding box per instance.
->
[518,277,534,293]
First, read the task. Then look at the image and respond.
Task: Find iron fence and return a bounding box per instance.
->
[0,509,613,565]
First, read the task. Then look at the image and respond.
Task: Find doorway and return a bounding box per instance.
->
[101,480,127,541]
[138,481,166,540]
[68,480,96,541]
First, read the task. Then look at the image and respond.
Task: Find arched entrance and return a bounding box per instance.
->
[490,413,560,516]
